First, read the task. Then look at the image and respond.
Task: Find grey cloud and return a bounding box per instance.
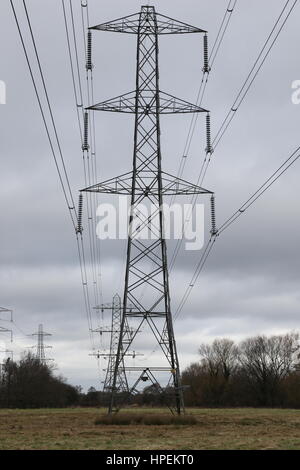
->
[1,0,299,389]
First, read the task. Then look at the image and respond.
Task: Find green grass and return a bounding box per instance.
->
[0,407,299,450]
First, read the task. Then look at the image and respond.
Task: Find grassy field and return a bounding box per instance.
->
[0,407,299,450]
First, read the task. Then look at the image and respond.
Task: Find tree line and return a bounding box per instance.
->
[181,332,300,408]
[1,332,299,409]
[58,331,300,409]
[0,353,80,408]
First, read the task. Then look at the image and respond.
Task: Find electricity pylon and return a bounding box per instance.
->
[92,294,143,393]
[0,307,13,342]
[0,350,13,379]
[31,324,53,365]
[92,294,129,393]
[82,5,213,414]
[0,307,13,322]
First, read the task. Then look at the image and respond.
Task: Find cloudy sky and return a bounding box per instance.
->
[1,0,300,391]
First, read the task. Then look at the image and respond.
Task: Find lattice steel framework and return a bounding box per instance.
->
[93,295,129,393]
[32,324,52,365]
[0,308,13,342]
[103,295,126,392]
[92,296,141,393]
[82,6,212,415]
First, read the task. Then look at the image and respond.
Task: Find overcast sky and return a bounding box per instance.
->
[1,0,300,391]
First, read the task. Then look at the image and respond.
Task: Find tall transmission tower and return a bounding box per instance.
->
[82,6,213,415]
[31,324,53,365]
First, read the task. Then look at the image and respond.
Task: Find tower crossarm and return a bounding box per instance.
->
[0,307,13,322]
[88,90,208,115]
[0,327,13,342]
[31,332,52,337]
[90,8,206,35]
[90,351,143,359]
[82,171,212,196]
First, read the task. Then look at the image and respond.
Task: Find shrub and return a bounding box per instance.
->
[95,413,197,426]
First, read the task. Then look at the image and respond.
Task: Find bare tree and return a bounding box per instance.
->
[199,338,239,380]
[238,332,299,405]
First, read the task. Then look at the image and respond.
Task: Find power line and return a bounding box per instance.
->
[76,233,96,350]
[65,2,103,315]
[62,0,84,142]
[174,142,300,319]
[10,1,97,353]
[169,0,297,275]
[12,321,28,338]
[209,0,238,69]
[21,1,95,347]
[22,0,78,221]
[62,0,104,354]
[10,0,78,231]
[68,0,84,110]
[142,0,239,362]
[172,0,238,191]
[63,0,103,311]
[168,0,239,269]
[81,0,104,307]
[218,145,300,234]
[212,0,298,150]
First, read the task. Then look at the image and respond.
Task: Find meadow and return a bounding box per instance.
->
[0,407,299,450]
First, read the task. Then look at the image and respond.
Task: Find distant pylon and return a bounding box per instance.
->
[97,295,127,393]
[92,294,141,393]
[0,307,13,342]
[0,307,13,322]
[0,350,13,379]
[31,324,53,364]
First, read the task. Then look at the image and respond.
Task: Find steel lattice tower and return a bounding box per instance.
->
[82,6,212,414]
[92,295,140,393]
[32,324,52,365]
[0,308,13,342]
[96,294,129,393]
[103,295,125,392]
